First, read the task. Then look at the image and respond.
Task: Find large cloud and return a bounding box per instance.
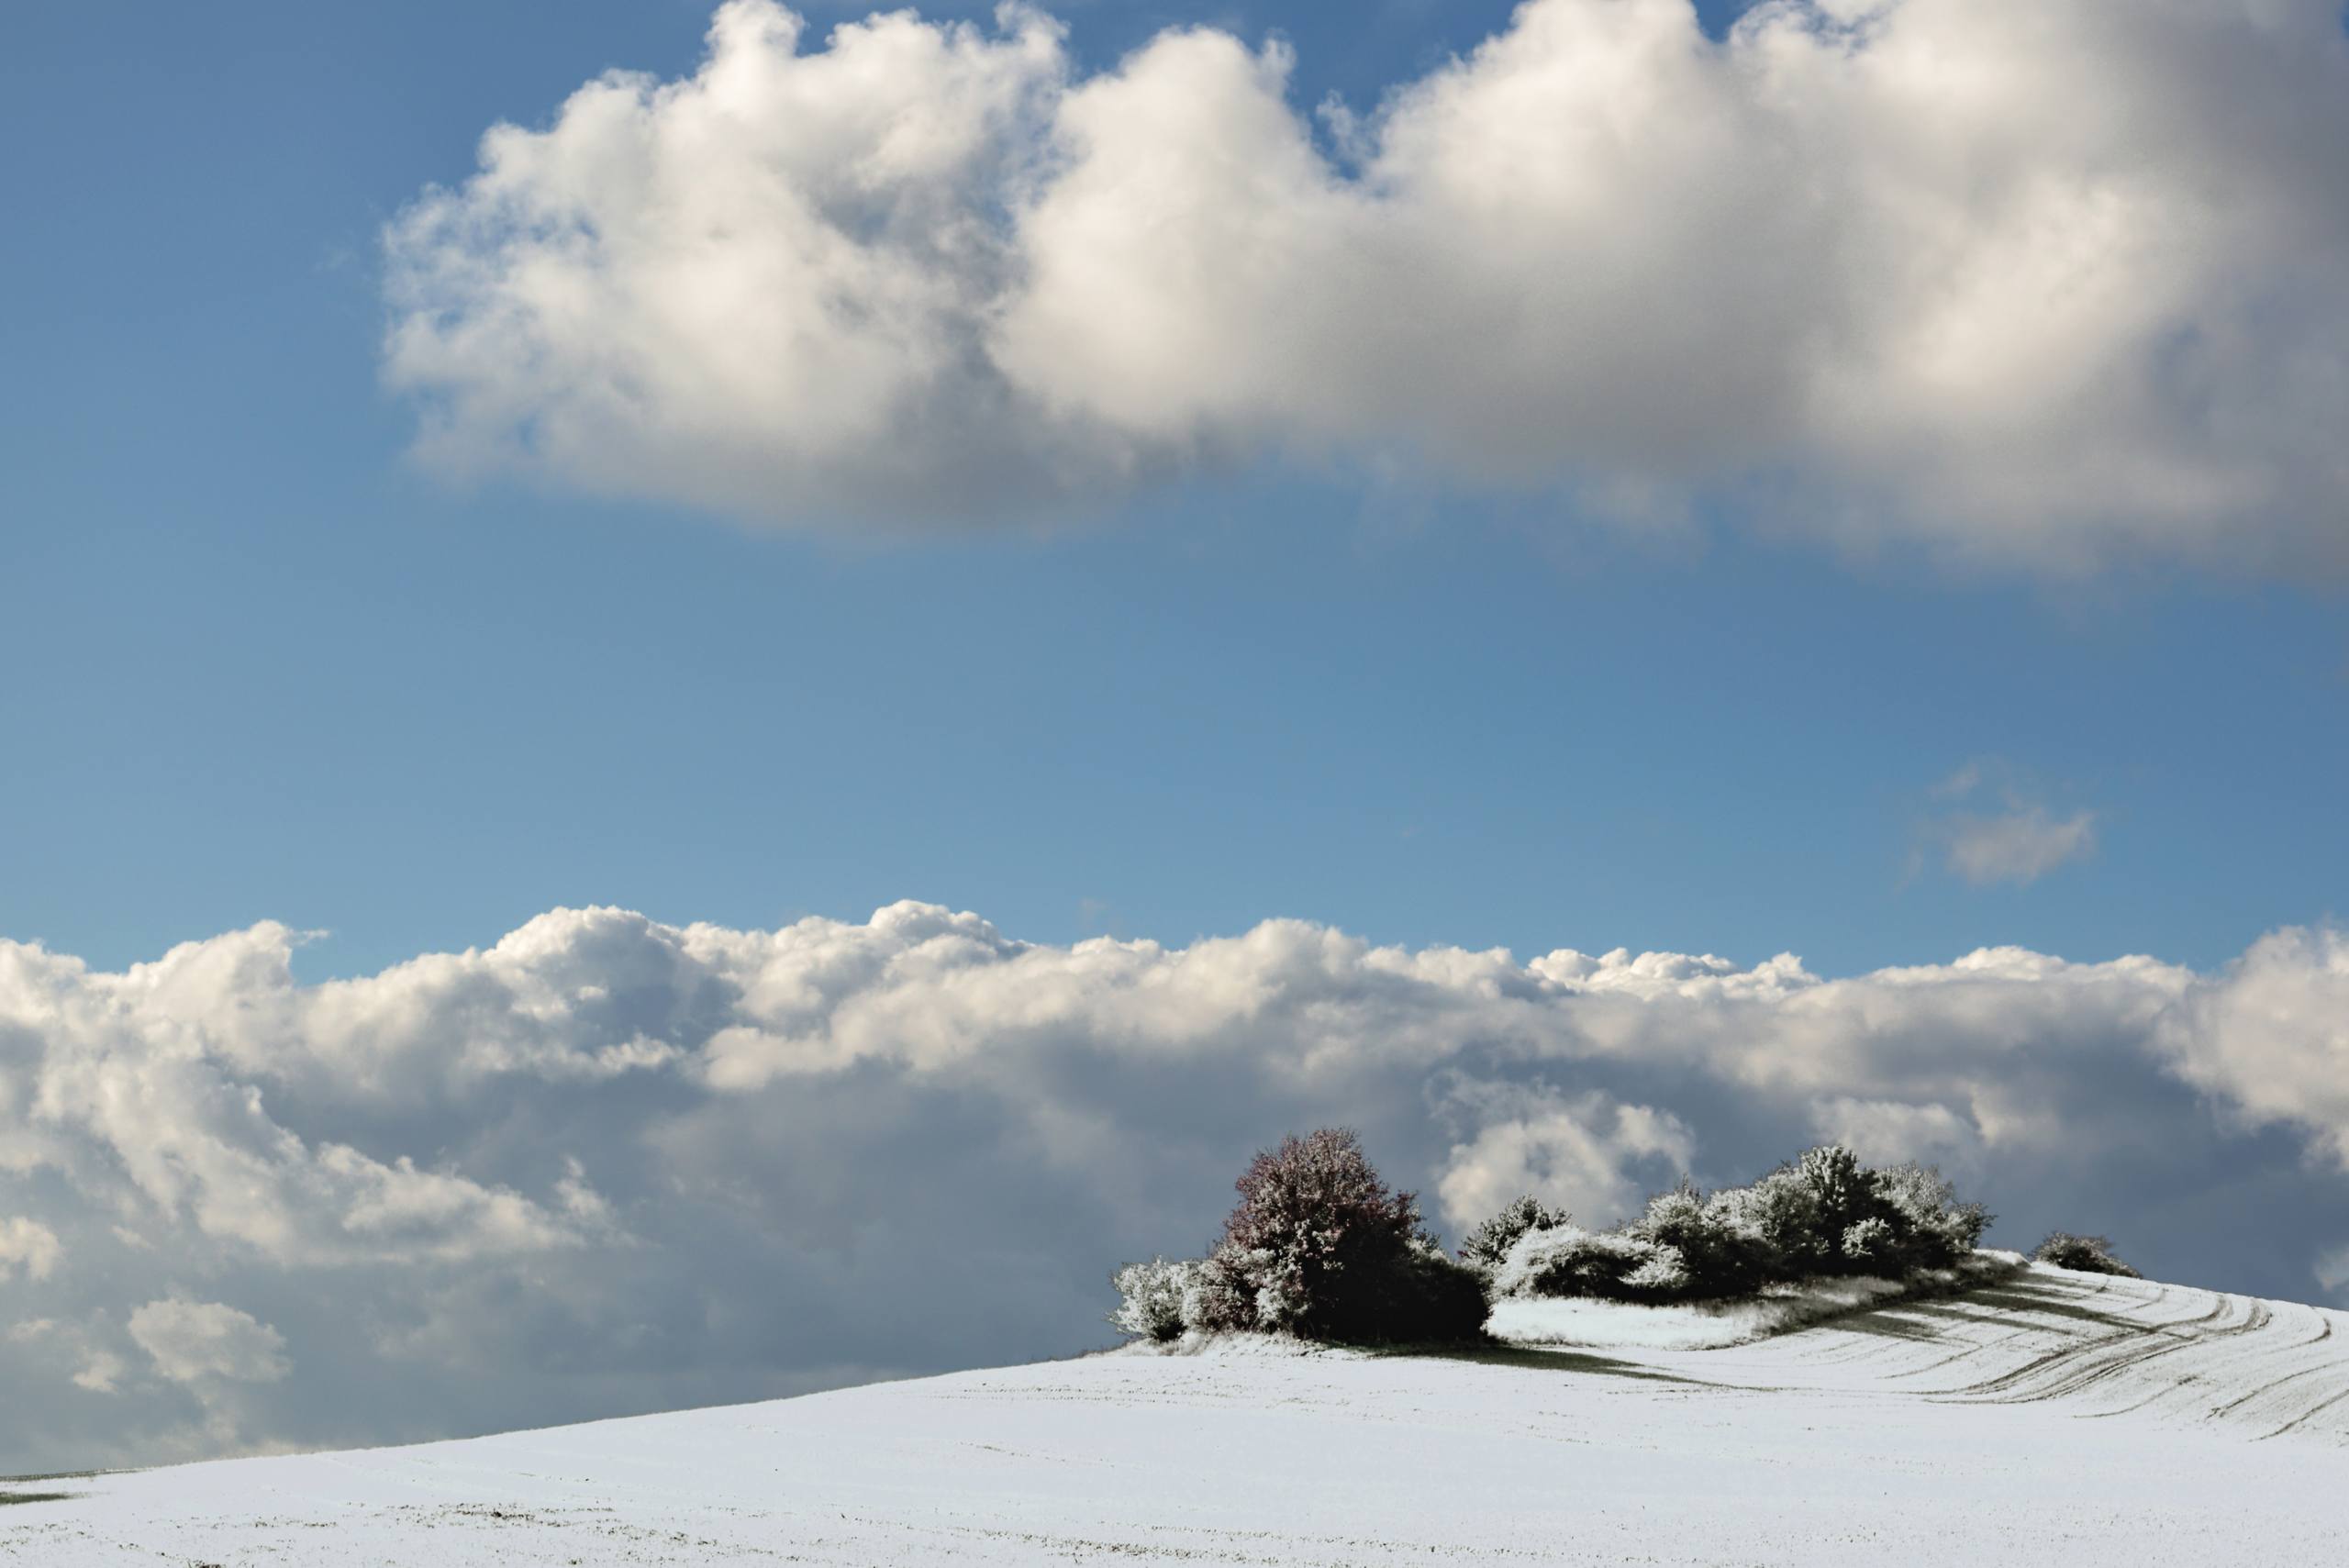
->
[3,901,2347,1468]
[2156,926,2349,1167]
[384,0,2349,571]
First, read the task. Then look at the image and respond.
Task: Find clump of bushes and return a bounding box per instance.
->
[1492,1226,1684,1302]
[1109,1129,1489,1347]
[1456,1195,1571,1273]
[1113,1134,2001,1341]
[1474,1144,1994,1307]
[2034,1231,2140,1277]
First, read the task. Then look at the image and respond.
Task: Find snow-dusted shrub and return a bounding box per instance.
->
[1494,1225,1669,1302]
[1612,1152,1995,1299]
[1713,1166,1833,1277]
[1722,1146,1991,1278]
[1631,1182,1774,1299]
[1778,1143,1892,1275]
[1621,1242,1689,1296]
[1169,1129,1490,1344]
[1109,1257,1199,1342]
[1840,1217,1898,1267]
[1798,1144,1874,1235]
[2034,1232,2141,1277]
[1457,1195,1572,1274]
[1179,1243,1264,1332]
[1870,1162,1991,1269]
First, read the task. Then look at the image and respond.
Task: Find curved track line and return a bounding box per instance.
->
[2255,1379,2349,1442]
[1935,1292,2229,1402]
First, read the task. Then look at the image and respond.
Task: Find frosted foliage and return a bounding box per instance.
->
[1108,1258,1199,1342]
[1493,1226,1663,1301]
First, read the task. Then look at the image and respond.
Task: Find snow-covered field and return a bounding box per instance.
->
[6,1262,2343,1564]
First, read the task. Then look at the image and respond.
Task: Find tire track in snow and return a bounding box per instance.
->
[1923,1284,2227,1400]
[1690,1267,2349,1442]
[1995,1297,2270,1407]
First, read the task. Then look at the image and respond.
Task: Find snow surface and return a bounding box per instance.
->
[5,1262,2344,1564]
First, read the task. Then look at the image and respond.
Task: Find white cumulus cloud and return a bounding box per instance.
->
[5,901,2349,1469]
[1435,1086,1698,1229]
[386,0,2349,572]
[2155,925,2349,1168]
[1,929,601,1270]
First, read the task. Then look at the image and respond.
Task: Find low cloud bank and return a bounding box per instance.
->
[4,901,2347,1465]
[385,0,2349,572]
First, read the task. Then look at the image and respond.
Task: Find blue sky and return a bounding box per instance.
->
[5,0,2349,1469]
[6,0,2341,983]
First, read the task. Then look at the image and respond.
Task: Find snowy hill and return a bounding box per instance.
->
[6,1262,2343,1565]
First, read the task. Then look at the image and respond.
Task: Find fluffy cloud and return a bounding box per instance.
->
[0,930,599,1270]
[386,0,2349,571]
[4,901,2349,1469]
[384,4,1095,524]
[2155,926,2349,1166]
[1434,1086,1698,1229]
[128,1299,291,1386]
[1808,1096,1982,1171]
[0,1217,60,1280]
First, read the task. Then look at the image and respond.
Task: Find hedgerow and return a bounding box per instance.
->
[1113,1136,2001,1341]
[1475,1144,1994,1307]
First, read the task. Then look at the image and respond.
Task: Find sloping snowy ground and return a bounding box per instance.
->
[1487,1250,2025,1350]
[5,1262,2343,1565]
